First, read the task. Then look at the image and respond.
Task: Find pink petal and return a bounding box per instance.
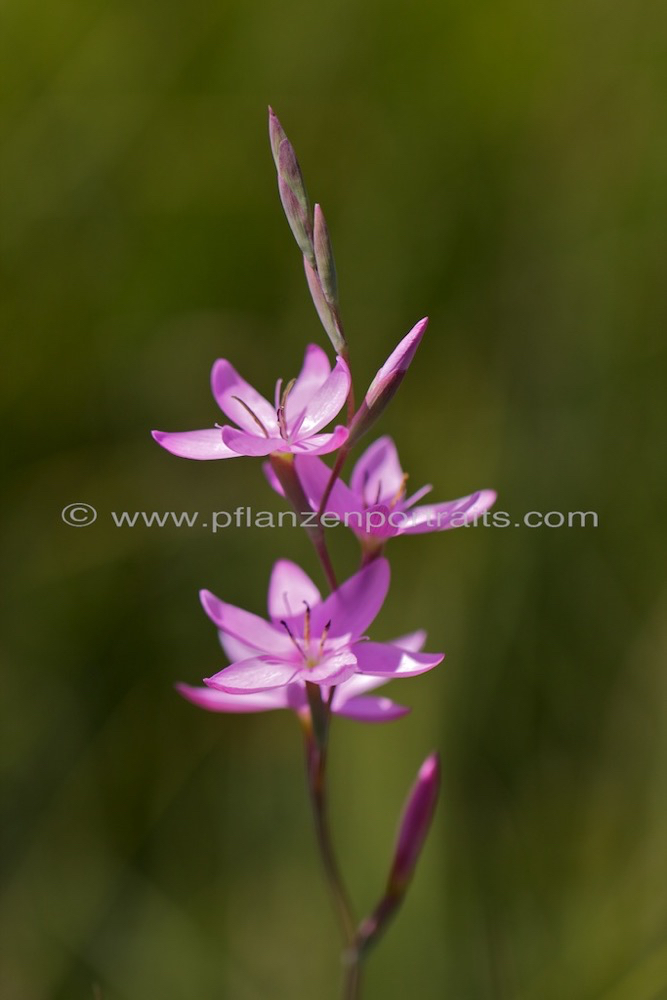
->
[301,650,358,685]
[402,489,497,535]
[221,427,287,456]
[152,428,238,460]
[335,694,410,723]
[291,425,349,455]
[218,632,256,662]
[297,357,351,435]
[332,674,389,699]
[350,436,405,504]
[294,455,361,521]
[311,558,390,638]
[356,502,402,539]
[353,641,444,677]
[211,360,278,435]
[200,590,294,654]
[176,682,292,713]
[285,344,332,424]
[403,483,433,508]
[390,629,427,653]
[267,559,322,623]
[263,460,285,496]
[206,655,298,692]
[329,633,426,701]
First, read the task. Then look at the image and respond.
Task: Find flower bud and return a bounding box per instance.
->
[348,317,428,445]
[303,257,347,354]
[313,204,338,306]
[388,751,440,894]
[268,107,315,265]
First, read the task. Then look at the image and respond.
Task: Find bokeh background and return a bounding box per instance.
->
[3,1,667,997]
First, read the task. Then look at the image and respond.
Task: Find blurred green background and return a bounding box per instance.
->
[2,0,667,997]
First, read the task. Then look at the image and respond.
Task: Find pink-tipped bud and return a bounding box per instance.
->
[388,751,440,894]
[268,107,315,265]
[348,317,428,445]
[268,105,286,164]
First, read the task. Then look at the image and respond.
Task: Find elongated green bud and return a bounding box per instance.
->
[313,204,338,306]
[303,257,347,354]
[269,107,315,266]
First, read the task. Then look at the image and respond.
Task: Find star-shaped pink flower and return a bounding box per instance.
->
[266,435,496,540]
[196,558,443,695]
[152,344,350,460]
[177,630,427,723]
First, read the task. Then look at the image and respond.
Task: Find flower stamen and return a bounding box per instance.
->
[276,377,297,440]
[389,473,409,509]
[302,601,311,645]
[318,619,332,657]
[280,619,305,658]
[231,396,269,437]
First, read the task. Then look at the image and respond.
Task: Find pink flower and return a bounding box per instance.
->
[266,435,496,541]
[152,344,350,460]
[193,558,442,695]
[177,630,427,723]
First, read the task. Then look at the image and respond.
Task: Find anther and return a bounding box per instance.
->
[318,619,332,656]
[281,378,297,409]
[302,602,311,645]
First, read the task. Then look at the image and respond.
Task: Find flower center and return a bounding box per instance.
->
[279,604,332,670]
[361,471,409,509]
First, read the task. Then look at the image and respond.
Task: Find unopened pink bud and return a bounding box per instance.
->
[388,751,440,893]
[348,317,428,444]
[366,317,428,407]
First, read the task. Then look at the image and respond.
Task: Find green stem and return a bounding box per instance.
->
[341,889,403,997]
[301,704,356,947]
[342,951,363,1000]
[317,445,350,521]
[341,346,356,425]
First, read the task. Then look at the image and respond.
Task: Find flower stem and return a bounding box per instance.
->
[342,951,363,1000]
[269,452,338,590]
[341,893,401,999]
[317,445,350,521]
[301,702,356,947]
[341,346,356,425]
